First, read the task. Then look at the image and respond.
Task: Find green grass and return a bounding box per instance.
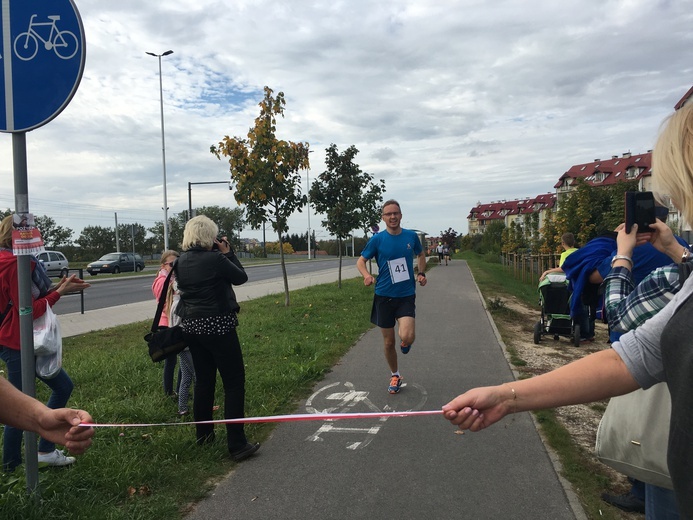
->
[458,251,537,308]
[534,410,614,514]
[0,279,374,520]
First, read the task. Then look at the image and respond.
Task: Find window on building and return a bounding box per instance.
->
[625,167,640,179]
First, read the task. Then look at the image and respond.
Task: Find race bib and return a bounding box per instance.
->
[387,257,409,284]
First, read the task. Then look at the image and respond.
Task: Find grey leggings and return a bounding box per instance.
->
[177,349,196,413]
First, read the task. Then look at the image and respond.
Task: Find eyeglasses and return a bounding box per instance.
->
[382,212,401,217]
[165,262,175,267]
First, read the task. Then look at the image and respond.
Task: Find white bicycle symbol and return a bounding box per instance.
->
[13,14,78,61]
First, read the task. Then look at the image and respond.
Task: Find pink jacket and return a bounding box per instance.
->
[152,269,170,327]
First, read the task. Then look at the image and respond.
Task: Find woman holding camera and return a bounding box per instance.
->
[174,215,259,462]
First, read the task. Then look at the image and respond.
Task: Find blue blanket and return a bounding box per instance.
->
[560,235,688,318]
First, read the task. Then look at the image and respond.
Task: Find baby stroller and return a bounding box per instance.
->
[533,273,580,346]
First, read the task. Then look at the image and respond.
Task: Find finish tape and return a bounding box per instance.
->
[80,409,444,428]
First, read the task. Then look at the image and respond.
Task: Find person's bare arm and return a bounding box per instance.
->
[356,256,375,286]
[416,251,427,286]
[443,349,639,432]
[0,378,94,454]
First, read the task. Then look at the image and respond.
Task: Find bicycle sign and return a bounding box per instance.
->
[0,0,85,132]
[14,14,79,61]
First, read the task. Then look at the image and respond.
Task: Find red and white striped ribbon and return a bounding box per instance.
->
[80,409,443,428]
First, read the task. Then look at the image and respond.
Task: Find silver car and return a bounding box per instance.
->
[37,250,69,278]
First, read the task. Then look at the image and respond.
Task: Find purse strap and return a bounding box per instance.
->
[150,264,176,333]
[678,260,693,285]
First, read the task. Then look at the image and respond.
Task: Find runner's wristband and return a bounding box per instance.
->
[417,272,426,278]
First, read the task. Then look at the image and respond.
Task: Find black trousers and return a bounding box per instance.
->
[183,329,247,452]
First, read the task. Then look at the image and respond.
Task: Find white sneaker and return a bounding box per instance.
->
[37,449,76,467]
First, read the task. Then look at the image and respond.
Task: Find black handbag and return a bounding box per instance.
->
[145,265,186,362]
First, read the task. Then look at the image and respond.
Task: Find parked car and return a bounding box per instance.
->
[37,250,69,278]
[87,252,145,275]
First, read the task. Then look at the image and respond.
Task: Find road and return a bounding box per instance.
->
[53,258,357,315]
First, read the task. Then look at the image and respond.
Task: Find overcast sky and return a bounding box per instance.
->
[1,0,692,244]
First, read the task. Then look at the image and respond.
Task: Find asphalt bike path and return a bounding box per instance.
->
[186,261,583,520]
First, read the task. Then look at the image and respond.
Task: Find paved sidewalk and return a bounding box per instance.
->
[184,261,585,520]
[60,265,362,338]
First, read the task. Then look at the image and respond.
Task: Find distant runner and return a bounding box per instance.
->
[436,243,444,264]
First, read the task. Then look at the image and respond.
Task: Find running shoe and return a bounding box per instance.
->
[388,375,403,394]
[37,449,76,467]
[400,341,411,354]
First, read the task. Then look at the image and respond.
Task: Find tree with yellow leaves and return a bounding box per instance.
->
[211,86,310,306]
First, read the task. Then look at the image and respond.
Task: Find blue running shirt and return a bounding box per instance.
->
[360,229,423,298]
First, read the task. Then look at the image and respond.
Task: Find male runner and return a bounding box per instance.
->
[356,199,427,394]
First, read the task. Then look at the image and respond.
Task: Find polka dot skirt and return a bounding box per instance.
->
[182,312,238,335]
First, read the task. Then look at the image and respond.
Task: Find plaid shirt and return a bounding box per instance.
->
[603,264,682,334]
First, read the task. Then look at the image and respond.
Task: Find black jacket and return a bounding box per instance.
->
[660,293,693,518]
[175,247,247,319]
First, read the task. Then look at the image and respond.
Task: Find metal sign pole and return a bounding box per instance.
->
[13,132,39,493]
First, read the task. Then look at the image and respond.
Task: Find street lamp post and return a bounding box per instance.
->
[307,167,311,260]
[146,49,173,251]
[307,150,314,259]
[187,180,232,220]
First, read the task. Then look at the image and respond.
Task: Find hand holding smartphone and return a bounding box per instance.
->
[212,236,230,252]
[625,191,656,233]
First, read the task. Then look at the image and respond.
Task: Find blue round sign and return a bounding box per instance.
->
[0,0,85,133]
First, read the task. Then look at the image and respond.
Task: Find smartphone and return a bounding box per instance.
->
[211,237,228,251]
[625,191,656,233]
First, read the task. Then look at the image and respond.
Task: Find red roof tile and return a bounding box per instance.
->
[467,193,557,220]
[553,152,651,188]
[675,86,693,110]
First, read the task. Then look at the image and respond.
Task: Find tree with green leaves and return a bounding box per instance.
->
[439,228,459,250]
[75,226,116,258]
[116,223,147,254]
[481,221,505,254]
[523,212,541,253]
[310,144,385,288]
[555,178,641,246]
[150,213,187,253]
[151,207,245,253]
[539,210,560,254]
[284,232,308,252]
[501,221,527,253]
[33,216,73,249]
[211,86,310,306]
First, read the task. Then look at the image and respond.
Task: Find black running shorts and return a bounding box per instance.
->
[370,294,416,328]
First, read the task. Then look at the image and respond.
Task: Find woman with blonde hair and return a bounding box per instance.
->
[174,215,259,462]
[443,104,693,517]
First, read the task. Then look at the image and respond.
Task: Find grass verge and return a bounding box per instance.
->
[0,278,373,520]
